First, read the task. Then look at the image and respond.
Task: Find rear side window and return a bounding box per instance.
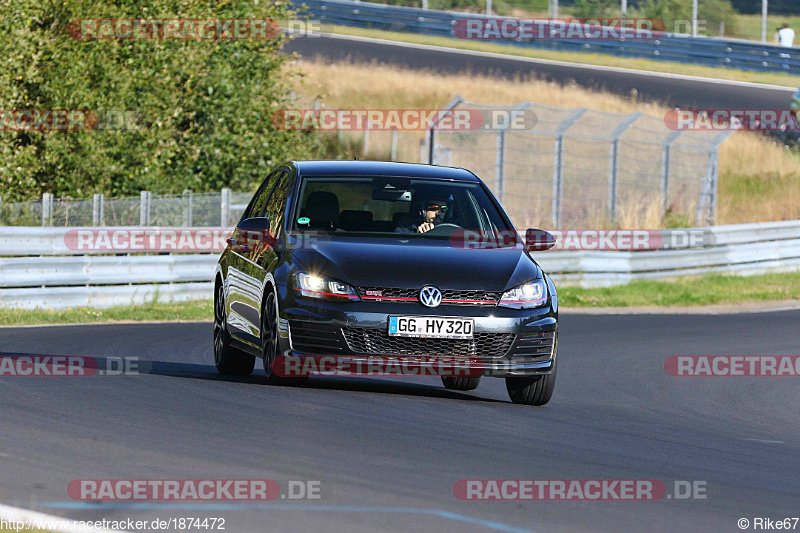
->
[264,171,290,238]
[239,169,284,223]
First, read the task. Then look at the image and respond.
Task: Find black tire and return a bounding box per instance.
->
[505,360,557,406]
[214,282,255,376]
[261,290,307,386]
[441,376,481,391]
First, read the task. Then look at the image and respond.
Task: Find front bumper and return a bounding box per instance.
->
[275,284,557,378]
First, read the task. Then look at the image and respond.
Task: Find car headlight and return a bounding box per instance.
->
[293,272,360,301]
[498,279,548,309]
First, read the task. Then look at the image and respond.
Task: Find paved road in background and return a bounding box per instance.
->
[285,33,797,109]
[1,311,799,532]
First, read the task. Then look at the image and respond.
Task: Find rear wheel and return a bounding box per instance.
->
[214,283,255,376]
[505,360,557,406]
[441,376,481,391]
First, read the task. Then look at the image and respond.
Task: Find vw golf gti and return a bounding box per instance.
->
[214,161,558,405]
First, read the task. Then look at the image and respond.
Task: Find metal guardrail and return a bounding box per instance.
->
[294,0,800,73]
[2,221,800,308]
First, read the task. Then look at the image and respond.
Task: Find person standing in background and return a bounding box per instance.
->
[777,23,795,47]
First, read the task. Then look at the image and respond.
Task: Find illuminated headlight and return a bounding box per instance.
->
[293,272,360,301]
[498,279,548,309]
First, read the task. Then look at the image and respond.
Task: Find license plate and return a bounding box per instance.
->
[388,316,474,339]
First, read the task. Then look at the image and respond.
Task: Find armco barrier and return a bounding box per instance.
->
[1,221,800,308]
[293,0,800,73]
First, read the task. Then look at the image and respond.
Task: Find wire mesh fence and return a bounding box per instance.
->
[0,189,251,228]
[416,98,734,229]
[2,97,733,229]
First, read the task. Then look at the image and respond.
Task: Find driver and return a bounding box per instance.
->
[396,196,450,234]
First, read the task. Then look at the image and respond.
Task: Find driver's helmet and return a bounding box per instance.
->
[412,187,453,219]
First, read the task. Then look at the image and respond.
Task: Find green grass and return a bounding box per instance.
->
[318,24,800,87]
[558,271,800,307]
[0,300,213,326]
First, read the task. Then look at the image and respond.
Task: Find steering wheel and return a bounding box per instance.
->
[423,222,462,236]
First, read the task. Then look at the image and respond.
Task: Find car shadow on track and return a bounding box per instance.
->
[0,352,504,403]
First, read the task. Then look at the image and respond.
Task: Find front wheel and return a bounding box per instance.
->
[441,376,481,391]
[505,361,557,406]
[261,290,306,386]
[214,283,255,376]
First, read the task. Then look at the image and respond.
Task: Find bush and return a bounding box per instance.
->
[0,0,318,202]
[573,0,618,18]
[637,0,738,35]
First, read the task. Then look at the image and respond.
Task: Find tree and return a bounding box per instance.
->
[0,0,318,201]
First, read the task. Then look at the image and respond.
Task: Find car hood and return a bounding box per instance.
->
[288,235,541,291]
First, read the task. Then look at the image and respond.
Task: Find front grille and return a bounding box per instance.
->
[342,327,515,358]
[290,321,346,354]
[509,331,555,362]
[357,287,501,306]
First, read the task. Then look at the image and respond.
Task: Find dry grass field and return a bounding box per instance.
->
[288,60,800,227]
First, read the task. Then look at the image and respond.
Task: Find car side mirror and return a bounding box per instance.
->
[237,217,271,231]
[525,228,556,251]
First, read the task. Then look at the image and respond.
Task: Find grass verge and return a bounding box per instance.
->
[1,272,799,326]
[0,300,213,327]
[317,24,800,87]
[558,271,800,307]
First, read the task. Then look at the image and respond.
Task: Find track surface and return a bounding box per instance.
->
[1,311,799,532]
[285,33,797,109]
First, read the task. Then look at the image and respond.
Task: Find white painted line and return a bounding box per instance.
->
[0,502,128,533]
[291,30,798,91]
[744,438,784,444]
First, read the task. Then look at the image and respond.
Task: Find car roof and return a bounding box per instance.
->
[291,160,481,182]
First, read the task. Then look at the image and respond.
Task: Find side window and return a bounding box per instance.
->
[264,171,290,238]
[239,169,283,223]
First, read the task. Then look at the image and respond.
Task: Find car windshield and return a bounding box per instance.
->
[292,176,513,238]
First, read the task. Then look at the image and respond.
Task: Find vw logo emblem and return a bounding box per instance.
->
[419,286,442,308]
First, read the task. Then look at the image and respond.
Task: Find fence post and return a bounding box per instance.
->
[42,193,53,227]
[495,129,506,205]
[701,130,735,225]
[660,130,684,213]
[551,108,587,228]
[139,191,151,226]
[391,129,398,161]
[221,188,231,227]
[362,129,370,156]
[608,112,642,222]
[92,193,105,226]
[426,95,464,164]
[183,189,193,227]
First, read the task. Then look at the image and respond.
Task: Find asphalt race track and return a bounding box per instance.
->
[284,33,797,110]
[1,310,799,532]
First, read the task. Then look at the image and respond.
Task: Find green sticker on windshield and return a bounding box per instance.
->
[297,217,310,225]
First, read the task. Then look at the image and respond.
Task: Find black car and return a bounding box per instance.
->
[214,161,558,405]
